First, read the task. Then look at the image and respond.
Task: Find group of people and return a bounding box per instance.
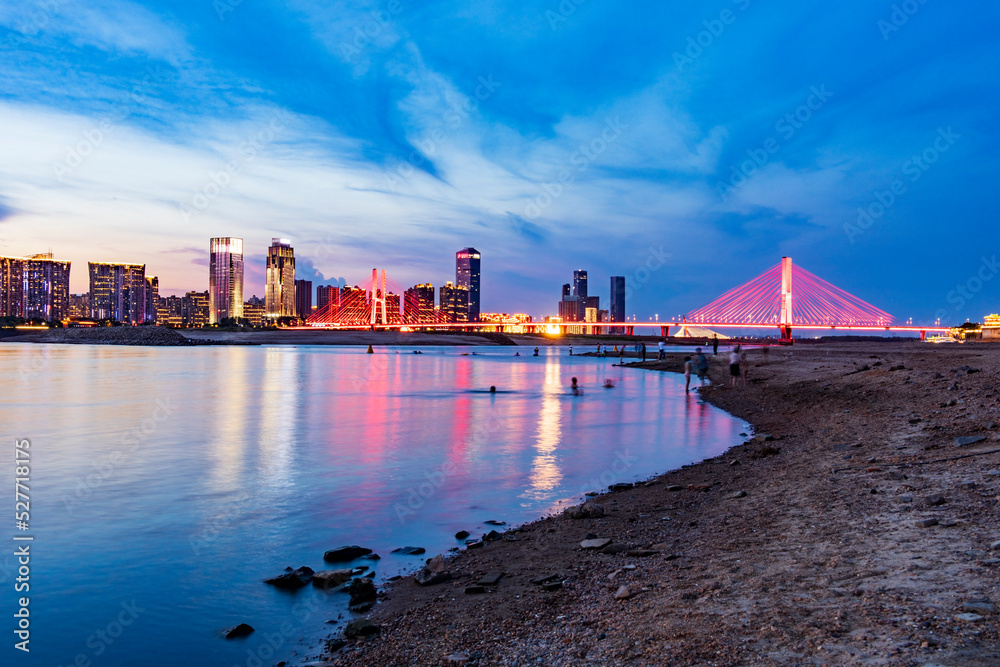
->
[680,343,749,392]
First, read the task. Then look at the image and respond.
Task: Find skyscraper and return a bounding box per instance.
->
[610,276,625,333]
[439,281,469,323]
[456,248,481,322]
[294,279,312,318]
[145,276,159,323]
[88,262,146,323]
[573,270,588,299]
[209,237,244,324]
[316,285,339,311]
[0,254,71,321]
[404,283,435,324]
[265,238,295,320]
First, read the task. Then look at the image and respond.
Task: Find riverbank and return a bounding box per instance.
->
[325,341,1000,666]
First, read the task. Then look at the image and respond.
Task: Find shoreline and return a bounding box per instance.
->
[324,341,1000,666]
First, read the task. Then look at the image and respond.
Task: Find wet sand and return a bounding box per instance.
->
[324,341,1000,666]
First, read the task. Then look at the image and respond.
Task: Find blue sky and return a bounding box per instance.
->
[0,0,997,324]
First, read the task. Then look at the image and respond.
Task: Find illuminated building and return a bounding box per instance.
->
[0,254,71,321]
[157,295,185,327]
[243,295,265,326]
[295,279,312,318]
[385,292,402,324]
[265,238,295,319]
[480,312,532,333]
[316,285,339,311]
[145,276,159,323]
[983,314,1000,340]
[439,281,469,323]
[209,237,244,324]
[88,261,146,323]
[456,247,481,322]
[573,270,588,299]
[404,283,435,324]
[610,276,625,333]
[184,291,210,327]
[68,293,89,319]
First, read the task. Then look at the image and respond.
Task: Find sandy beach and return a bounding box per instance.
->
[324,341,1000,666]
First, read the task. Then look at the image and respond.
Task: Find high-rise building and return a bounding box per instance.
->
[265,238,295,320]
[145,276,159,323]
[68,293,89,319]
[0,254,71,321]
[209,237,244,324]
[157,295,184,327]
[573,270,588,299]
[184,291,210,328]
[316,285,339,311]
[404,283,435,324]
[456,247,481,322]
[385,292,402,324]
[439,281,469,323]
[610,276,625,333]
[294,279,312,318]
[88,262,146,323]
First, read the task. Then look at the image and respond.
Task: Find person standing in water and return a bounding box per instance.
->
[571,377,580,395]
[569,345,573,356]
[658,339,665,360]
[683,356,693,393]
[695,348,709,386]
[533,347,539,356]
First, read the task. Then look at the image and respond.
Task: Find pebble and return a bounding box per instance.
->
[954,613,984,623]
[963,601,995,614]
[915,518,939,528]
[580,538,612,550]
[614,585,633,600]
[732,490,747,498]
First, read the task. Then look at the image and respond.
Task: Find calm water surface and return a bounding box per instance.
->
[0,344,747,666]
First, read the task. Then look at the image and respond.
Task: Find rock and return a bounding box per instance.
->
[900,495,913,502]
[391,546,426,555]
[484,520,506,526]
[959,481,976,490]
[415,555,452,586]
[530,574,562,585]
[455,530,470,540]
[361,553,381,561]
[326,638,348,652]
[465,540,483,549]
[477,572,502,586]
[925,495,947,506]
[264,566,314,590]
[323,546,372,563]
[312,569,354,589]
[963,601,995,614]
[889,364,906,371]
[915,518,939,528]
[608,483,633,492]
[754,433,774,442]
[955,613,984,623]
[666,485,683,492]
[482,530,502,542]
[732,490,747,498]
[464,586,486,595]
[346,578,377,606]
[542,581,563,591]
[954,435,987,447]
[563,501,605,519]
[223,623,255,639]
[581,538,612,550]
[625,550,658,558]
[444,653,470,664]
[614,585,633,600]
[344,619,380,638]
[991,540,1000,551]
[729,459,740,466]
[600,543,630,555]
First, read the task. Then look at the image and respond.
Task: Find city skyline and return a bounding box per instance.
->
[0,2,996,323]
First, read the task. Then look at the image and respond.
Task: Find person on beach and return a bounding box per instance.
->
[658,339,665,360]
[712,334,719,356]
[683,356,693,393]
[729,345,741,387]
[641,343,647,362]
[695,348,709,386]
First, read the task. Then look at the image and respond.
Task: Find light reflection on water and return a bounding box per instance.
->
[0,343,747,667]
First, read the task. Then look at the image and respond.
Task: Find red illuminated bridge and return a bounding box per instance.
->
[302,258,948,340]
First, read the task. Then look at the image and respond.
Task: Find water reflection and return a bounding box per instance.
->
[525,356,564,500]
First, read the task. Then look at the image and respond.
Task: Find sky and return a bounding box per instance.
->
[0,0,997,324]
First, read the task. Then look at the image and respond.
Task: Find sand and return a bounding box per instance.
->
[321,341,1000,666]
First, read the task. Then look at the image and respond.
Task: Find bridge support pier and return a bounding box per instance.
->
[920,330,926,341]
[780,325,793,342]
[660,326,669,338]
[626,325,634,336]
